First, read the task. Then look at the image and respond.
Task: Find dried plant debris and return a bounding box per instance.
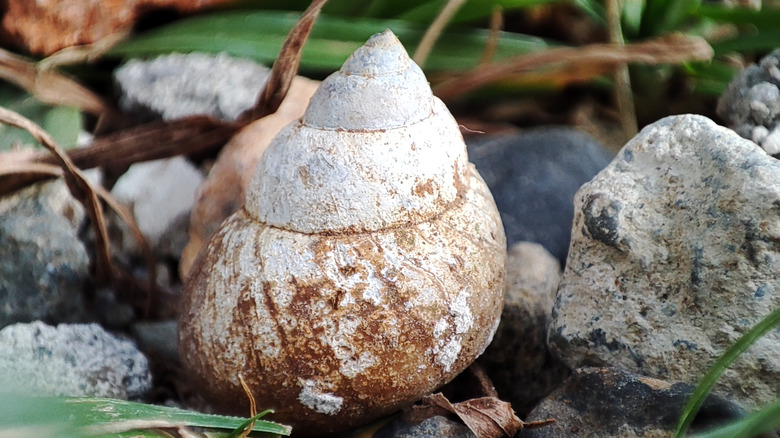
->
[409,393,554,438]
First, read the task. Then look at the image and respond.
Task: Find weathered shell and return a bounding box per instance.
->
[179,30,506,435]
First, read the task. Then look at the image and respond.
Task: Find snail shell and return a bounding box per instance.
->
[179,30,506,435]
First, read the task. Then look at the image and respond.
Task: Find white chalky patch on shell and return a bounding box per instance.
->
[317,316,377,378]
[360,265,384,305]
[450,288,473,334]
[429,337,462,372]
[324,243,385,306]
[262,237,319,309]
[298,379,343,415]
[433,318,449,338]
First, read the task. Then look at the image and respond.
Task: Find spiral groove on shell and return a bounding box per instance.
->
[179,30,507,435]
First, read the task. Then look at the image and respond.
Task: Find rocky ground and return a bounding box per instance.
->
[0,47,778,437]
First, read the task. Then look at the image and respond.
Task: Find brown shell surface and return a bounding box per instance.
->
[179,165,506,435]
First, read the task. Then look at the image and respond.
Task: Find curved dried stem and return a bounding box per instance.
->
[251,0,328,120]
[413,0,468,68]
[0,106,155,295]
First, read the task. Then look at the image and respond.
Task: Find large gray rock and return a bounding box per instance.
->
[478,242,569,416]
[549,114,780,409]
[519,367,743,438]
[0,321,152,399]
[0,182,89,328]
[115,52,270,122]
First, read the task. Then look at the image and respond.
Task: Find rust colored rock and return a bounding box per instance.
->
[1,0,235,55]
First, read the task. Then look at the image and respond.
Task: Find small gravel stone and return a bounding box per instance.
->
[0,321,152,399]
[0,182,89,328]
[115,52,271,122]
[478,242,569,416]
[467,127,613,262]
[111,156,205,259]
[717,49,780,155]
[132,319,179,362]
[374,415,475,438]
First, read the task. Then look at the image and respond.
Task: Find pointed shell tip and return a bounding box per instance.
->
[340,30,411,76]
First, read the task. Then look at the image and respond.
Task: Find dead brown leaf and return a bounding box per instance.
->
[433,33,714,101]
[0,47,114,118]
[250,0,328,120]
[410,393,554,438]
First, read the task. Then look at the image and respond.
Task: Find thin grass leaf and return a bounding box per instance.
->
[0,395,291,437]
[227,410,274,438]
[640,0,700,37]
[620,0,645,38]
[396,0,558,24]
[673,306,780,437]
[689,398,780,438]
[711,29,780,55]
[570,0,607,25]
[685,60,740,96]
[696,3,780,27]
[109,11,550,72]
[0,84,82,150]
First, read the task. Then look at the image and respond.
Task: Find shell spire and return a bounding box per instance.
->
[302,29,434,131]
[245,29,469,234]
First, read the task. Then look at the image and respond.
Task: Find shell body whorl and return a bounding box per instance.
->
[179,30,506,436]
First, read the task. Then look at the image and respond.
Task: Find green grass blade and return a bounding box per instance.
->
[696,3,780,27]
[395,0,559,24]
[640,0,700,37]
[711,29,780,55]
[690,398,780,438]
[227,409,274,438]
[673,306,780,437]
[109,10,551,72]
[0,84,82,150]
[0,395,291,437]
[570,0,607,25]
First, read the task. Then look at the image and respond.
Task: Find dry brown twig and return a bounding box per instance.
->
[479,6,504,66]
[433,33,714,101]
[0,105,153,290]
[413,0,468,67]
[0,0,328,198]
[251,0,328,120]
[607,0,638,139]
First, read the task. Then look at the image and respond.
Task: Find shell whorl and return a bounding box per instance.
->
[245,30,469,234]
[303,30,433,131]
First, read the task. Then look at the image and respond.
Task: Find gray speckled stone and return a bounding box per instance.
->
[549,114,780,409]
[467,127,613,263]
[717,49,780,154]
[478,242,569,416]
[518,367,743,438]
[115,52,270,122]
[0,182,89,328]
[110,156,204,259]
[374,415,475,438]
[0,321,152,399]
